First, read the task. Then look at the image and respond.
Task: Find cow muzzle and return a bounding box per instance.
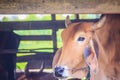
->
[54,66,69,79]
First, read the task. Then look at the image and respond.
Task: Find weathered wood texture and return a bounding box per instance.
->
[0,19,98,31]
[0,0,120,14]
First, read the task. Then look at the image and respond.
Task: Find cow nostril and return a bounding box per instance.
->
[59,68,64,73]
[55,67,64,71]
[54,66,65,77]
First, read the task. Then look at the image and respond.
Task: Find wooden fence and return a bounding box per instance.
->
[0,14,99,68]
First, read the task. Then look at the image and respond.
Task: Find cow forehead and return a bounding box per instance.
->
[63,22,93,34]
[62,22,93,42]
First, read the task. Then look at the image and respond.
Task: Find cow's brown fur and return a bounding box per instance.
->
[91,14,120,80]
[53,14,120,80]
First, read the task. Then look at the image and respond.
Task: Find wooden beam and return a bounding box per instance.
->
[17,53,54,62]
[0,49,54,53]
[0,19,98,31]
[0,0,120,14]
[20,35,52,41]
[0,21,65,31]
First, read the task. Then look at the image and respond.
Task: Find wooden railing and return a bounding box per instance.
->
[0,14,99,68]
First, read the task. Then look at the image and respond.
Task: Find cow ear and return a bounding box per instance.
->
[83,40,99,74]
[65,15,72,27]
[92,15,106,30]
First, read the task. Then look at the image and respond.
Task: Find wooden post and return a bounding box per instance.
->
[51,14,58,53]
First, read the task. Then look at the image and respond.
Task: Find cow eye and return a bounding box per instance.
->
[77,37,85,41]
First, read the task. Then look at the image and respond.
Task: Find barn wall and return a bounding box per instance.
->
[0,0,120,14]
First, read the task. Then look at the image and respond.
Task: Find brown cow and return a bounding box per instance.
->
[52,14,120,80]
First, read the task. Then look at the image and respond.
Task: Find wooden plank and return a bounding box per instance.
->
[0,21,65,31]
[20,35,52,40]
[0,19,98,31]
[0,49,55,54]
[0,49,18,54]
[52,29,57,53]
[17,53,54,62]
[17,53,54,68]
[0,0,120,14]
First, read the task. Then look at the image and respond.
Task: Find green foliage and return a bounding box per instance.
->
[2,16,9,21]
[40,15,51,20]
[14,30,52,36]
[16,62,27,70]
[56,14,75,20]
[24,14,40,21]
[57,29,63,48]
[79,14,101,19]
[81,77,87,80]
[23,14,51,21]
[18,41,53,52]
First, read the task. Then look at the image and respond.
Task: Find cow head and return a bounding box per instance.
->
[52,15,106,79]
